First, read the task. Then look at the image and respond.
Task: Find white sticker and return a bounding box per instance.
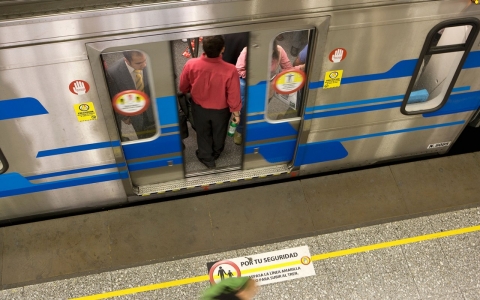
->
[427,141,451,149]
[207,246,315,286]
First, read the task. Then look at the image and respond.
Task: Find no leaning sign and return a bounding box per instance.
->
[206,246,315,286]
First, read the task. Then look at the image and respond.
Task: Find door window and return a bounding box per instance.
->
[402,20,480,114]
[101,50,158,142]
[266,29,311,120]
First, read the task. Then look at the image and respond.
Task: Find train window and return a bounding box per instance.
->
[266,30,311,121]
[101,50,158,142]
[0,148,8,175]
[402,19,480,114]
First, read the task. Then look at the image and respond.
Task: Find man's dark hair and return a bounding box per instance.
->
[203,36,225,58]
[123,50,144,62]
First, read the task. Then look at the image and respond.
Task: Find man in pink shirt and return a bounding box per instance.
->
[179,35,242,169]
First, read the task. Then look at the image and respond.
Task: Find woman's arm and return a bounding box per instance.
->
[235,47,248,78]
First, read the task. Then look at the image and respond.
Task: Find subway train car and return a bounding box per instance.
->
[1,0,480,223]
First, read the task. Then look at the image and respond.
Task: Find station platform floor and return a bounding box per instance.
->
[0,152,480,299]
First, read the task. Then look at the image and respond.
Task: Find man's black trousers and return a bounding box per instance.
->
[191,102,231,163]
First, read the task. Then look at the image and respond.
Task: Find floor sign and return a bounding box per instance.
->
[206,246,315,286]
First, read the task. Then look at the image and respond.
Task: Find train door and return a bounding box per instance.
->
[86,16,329,194]
[242,25,325,171]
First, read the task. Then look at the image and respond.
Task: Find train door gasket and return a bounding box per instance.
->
[0,148,9,174]
[400,18,480,115]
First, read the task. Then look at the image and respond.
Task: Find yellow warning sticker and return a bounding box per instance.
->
[323,70,343,89]
[74,102,97,122]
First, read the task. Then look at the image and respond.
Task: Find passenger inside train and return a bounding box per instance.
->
[258,31,309,120]
[179,35,242,170]
[173,31,311,175]
[100,30,312,177]
[104,50,156,141]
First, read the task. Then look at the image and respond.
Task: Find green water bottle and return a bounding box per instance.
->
[227,119,237,137]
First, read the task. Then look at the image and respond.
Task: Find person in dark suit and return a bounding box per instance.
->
[106,50,155,141]
[222,32,249,65]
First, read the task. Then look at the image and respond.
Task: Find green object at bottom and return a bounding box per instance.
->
[201,277,250,300]
[227,121,237,137]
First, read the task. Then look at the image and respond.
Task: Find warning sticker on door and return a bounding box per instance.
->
[273,70,306,95]
[69,80,90,95]
[74,102,97,122]
[329,48,347,63]
[323,70,343,89]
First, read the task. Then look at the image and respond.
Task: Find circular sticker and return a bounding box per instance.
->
[329,71,339,79]
[69,80,90,95]
[78,104,90,111]
[329,48,347,63]
[273,70,306,95]
[112,90,150,116]
[208,260,241,285]
[300,256,311,265]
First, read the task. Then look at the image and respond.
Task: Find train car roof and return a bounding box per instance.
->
[0,0,437,20]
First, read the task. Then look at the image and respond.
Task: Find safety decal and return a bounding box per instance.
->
[323,70,343,89]
[112,90,151,116]
[74,102,97,122]
[206,246,315,286]
[273,70,306,95]
[329,48,347,63]
[427,141,451,149]
[69,80,90,95]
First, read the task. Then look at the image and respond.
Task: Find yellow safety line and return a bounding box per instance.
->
[311,224,480,261]
[70,224,480,300]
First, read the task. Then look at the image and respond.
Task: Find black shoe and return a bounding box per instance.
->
[196,150,216,169]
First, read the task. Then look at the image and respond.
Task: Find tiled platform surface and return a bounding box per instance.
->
[0,152,479,296]
[1,206,479,299]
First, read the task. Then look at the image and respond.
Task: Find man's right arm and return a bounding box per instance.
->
[226,70,242,124]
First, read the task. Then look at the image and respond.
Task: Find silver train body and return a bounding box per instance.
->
[1,0,480,222]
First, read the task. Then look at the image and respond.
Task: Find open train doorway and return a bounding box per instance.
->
[170,33,249,177]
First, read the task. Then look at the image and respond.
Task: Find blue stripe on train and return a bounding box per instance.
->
[423,91,480,117]
[25,162,127,180]
[250,86,472,122]
[305,101,401,120]
[305,95,404,113]
[128,156,182,172]
[308,59,418,90]
[37,141,121,158]
[303,87,476,120]
[307,50,480,90]
[34,96,182,161]
[246,122,298,143]
[122,96,182,160]
[293,120,465,166]
[0,98,48,120]
[464,51,480,69]
[305,86,471,113]
[0,120,467,197]
[245,139,297,164]
[0,171,129,198]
